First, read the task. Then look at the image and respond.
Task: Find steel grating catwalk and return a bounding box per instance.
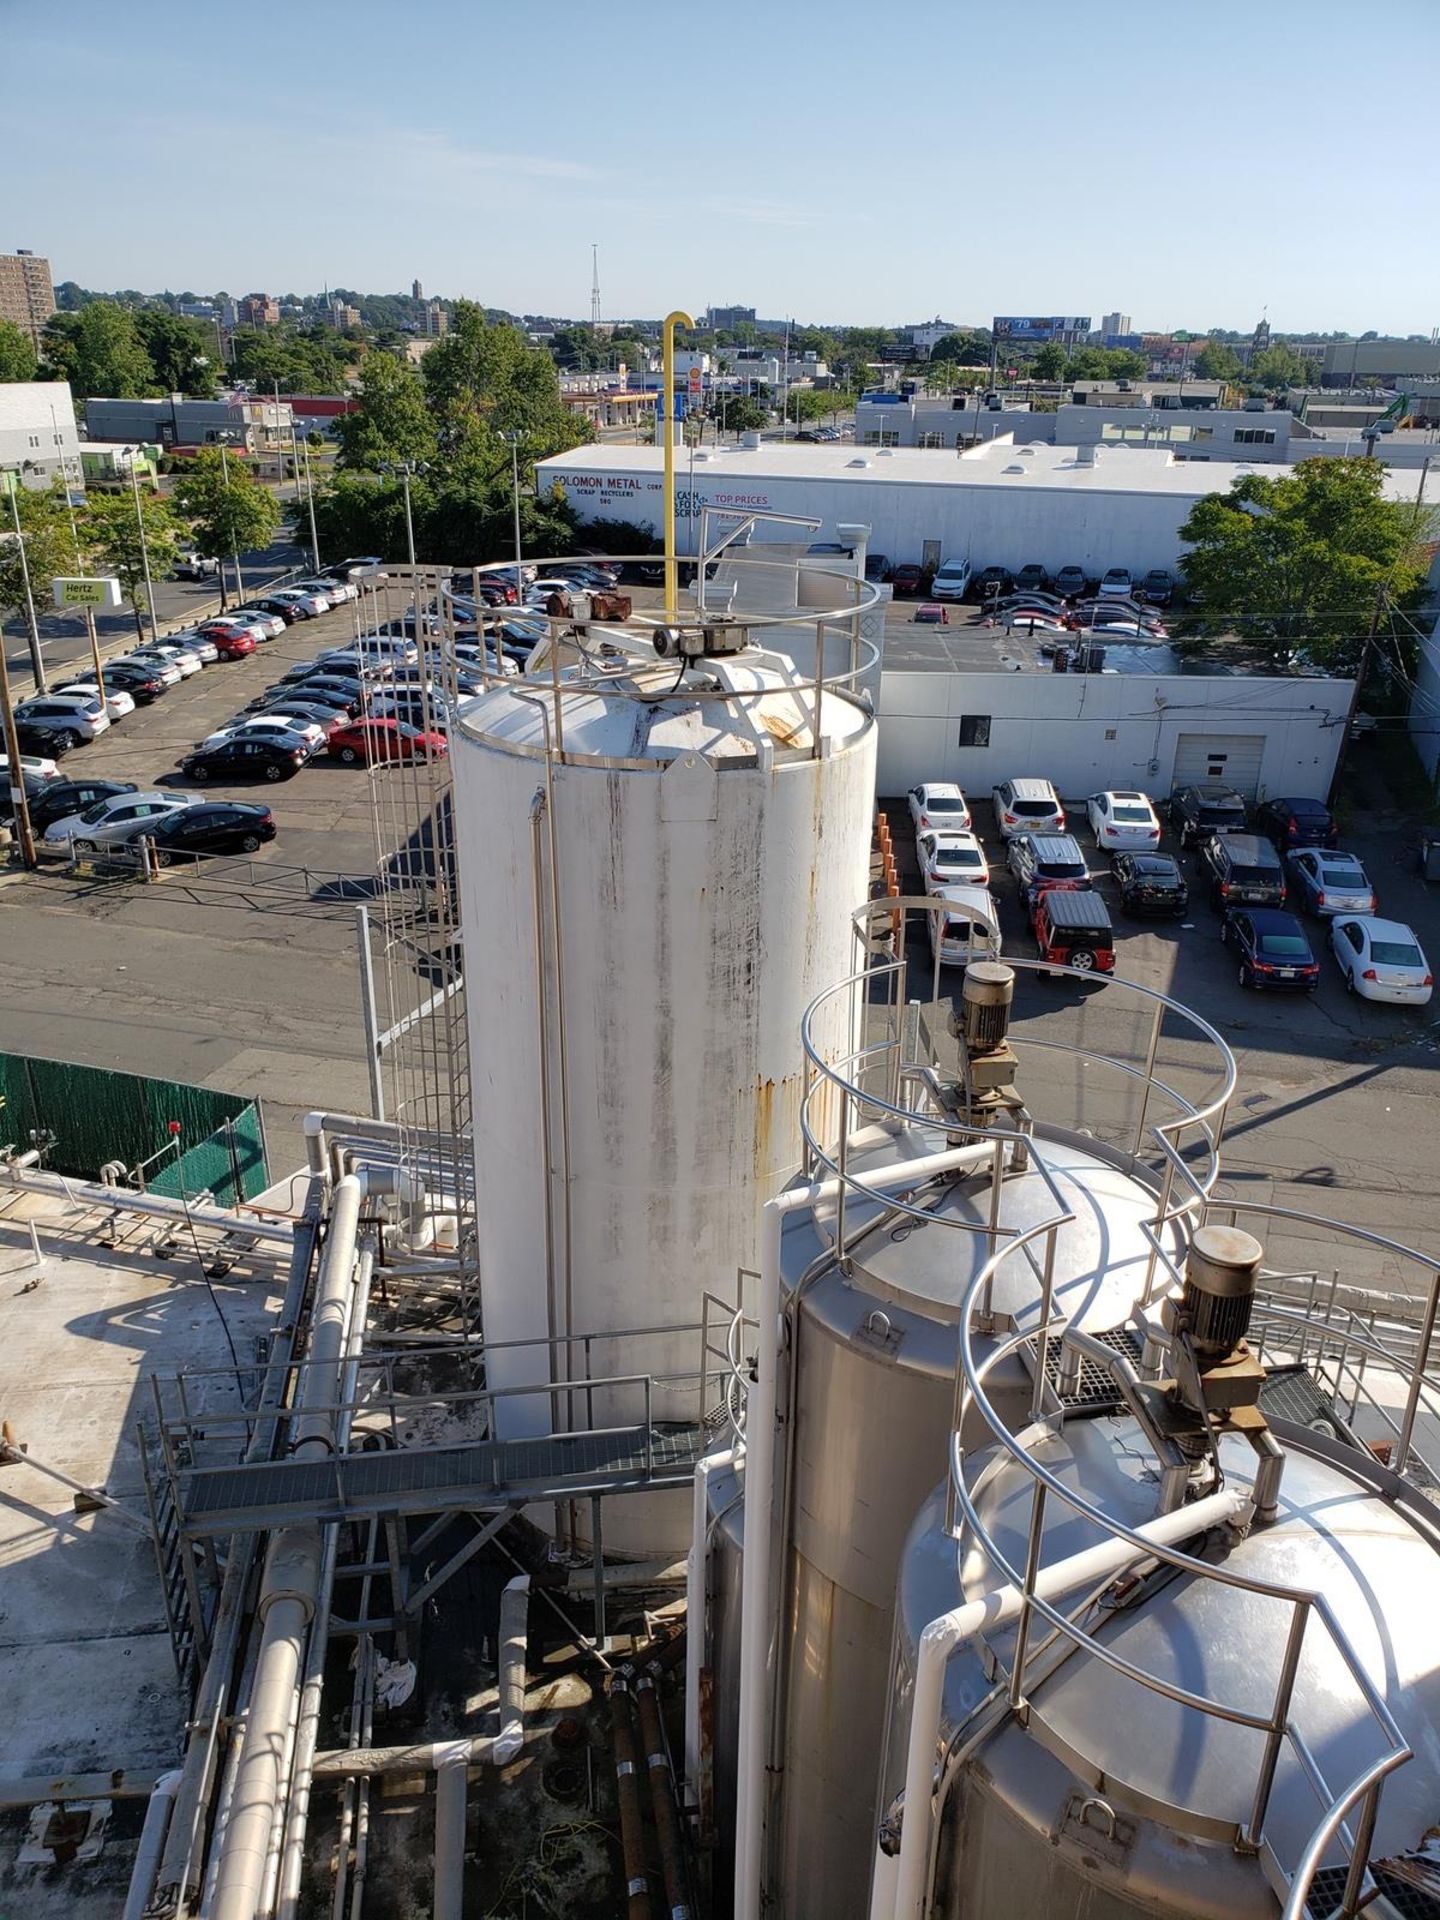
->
[179,1422,709,1536]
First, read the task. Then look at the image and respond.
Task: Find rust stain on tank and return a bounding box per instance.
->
[754,1076,776,1179]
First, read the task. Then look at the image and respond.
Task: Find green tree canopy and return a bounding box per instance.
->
[422,301,591,453]
[133,310,218,397]
[79,487,184,641]
[0,484,77,678]
[1248,344,1313,393]
[1177,456,1432,668]
[715,394,769,434]
[1192,340,1243,384]
[229,326,357,394]
[172,448,281,600]
[929,331,991,367]
[1066,346,1148,382]
[1030,342,1069,381]
[0,319,38,383]
[41,301,154,397]
[334,352,438,472]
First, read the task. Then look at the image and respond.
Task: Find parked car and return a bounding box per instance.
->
[1140,569,1175,607]
[908,782,972,835]
[917,829,989,889]
[263,587,330,619]
[891,563,927,598]
[1251,795,1339,851]
[13,721,74,760]
[198,716,325,756]
[1086,790,1162,852]
[992,777,1065,839]
[864,553,891,583]
[248,697,349,736]
[54,681,135,723]
[134,643,203,678]
[1098,567,1134,599]
[71,662,166,704]
[930,558,973,601]
[203,627,258,660]
[928,883,1001,969]
[1008,832,1091,918]
[275,677,364,713]
[172,551,219,581]
[1284,849,1376,917]
[972,564,1012,603]
[1222,908,1321,992]
[227,605,287,640]
[26,778,138,833]
[121,652,182,687]
[195,621,258,654]
[0,768,57,824]
[0,749,62,784]
[323,557,388,582]
[1169,783,1248,849]
[327,718,448,765]
[1033,887,1115,975]
[1329,916,1433,1005]
[146,802,277,863]
[1052,565,1089,599]
[42,790,193,850]
[165,629,221,664]
[1013,563,1049,595]
[300,574,357,604]
[182,738,307,784]
[1112,851,1189,917]
[1198,831,1287,910]
[14,693,110,745]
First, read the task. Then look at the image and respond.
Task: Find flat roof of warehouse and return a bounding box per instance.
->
[538,439,1428,502]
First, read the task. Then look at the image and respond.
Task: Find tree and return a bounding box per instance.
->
[40,301,154,397]
[0,319,38,382]
[929,331,991,367]
[0,483,77,686]
[335,352,438,472]
[79,487,184,642]
[172,448,281,603]
[717,394,769,435]
[1249,344,1312,394]
[133,310,218,397]
[422,300,590,453]
[1031,342,1069,381]
[1192,340,1242,384]
[786,389,834,429]
[1177,457,1432,669]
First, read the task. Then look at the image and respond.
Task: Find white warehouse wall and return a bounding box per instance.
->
[1407,545,1440,786]
[876,670,1352,802]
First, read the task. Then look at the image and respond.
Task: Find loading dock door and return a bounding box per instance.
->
[1172,732,1265,797]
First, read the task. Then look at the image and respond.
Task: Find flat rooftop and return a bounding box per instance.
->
[539,439,1430,502]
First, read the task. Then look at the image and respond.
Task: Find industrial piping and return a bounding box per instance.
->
[120,1769,181,1920]
[684,1447,734,1807]
[871,1483,1252,1920]
[734,1144,996,1920]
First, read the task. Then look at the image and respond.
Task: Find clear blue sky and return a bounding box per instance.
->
[9,0,1439,334]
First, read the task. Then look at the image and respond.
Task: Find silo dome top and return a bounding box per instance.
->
[453,657,871,769]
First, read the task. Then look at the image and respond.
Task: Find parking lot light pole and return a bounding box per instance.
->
[499,433,524,606]
[0,621,37,868]
[5,472,47,691]
[129,457,160,643]
[299,433,321,572]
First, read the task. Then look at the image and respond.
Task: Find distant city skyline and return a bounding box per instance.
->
[8,0,1439,337]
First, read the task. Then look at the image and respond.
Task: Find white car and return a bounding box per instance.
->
[122,652,182,686]
[54,681,135,722]
[14,693,111,742]
[43,790,194,851]
[0,751,61,782]
[199,715,326,755]
[991,777,1066,839]
[229,605,287,640]
[917,829,990,889]
[928,883,1001,969]
[266,587,331,618]
[299,575,356,604]
[1330,917,1433,1005]
[1097,568,1134,599]
[907,783,972,835]
[930,558,973,601]
[1087,790,1162,852]
[136,645,203,678]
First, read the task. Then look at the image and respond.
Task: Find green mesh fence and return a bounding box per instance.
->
[0,1053,268,1206]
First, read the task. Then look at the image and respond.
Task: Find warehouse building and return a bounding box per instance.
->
[537,438,1429,583]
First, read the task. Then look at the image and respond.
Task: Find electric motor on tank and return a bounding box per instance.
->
[1174,1222,1262,1357]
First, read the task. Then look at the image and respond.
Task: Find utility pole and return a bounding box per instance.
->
[218,444,243,601]
[129,457,159,643]
[6,477,46,691]
[299,434,320,571]
[1328,584,1388,806]
[0,618,37,868]
[52,421,105,697]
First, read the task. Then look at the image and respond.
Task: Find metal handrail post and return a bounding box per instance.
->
[1008,1478,1049,1710]
[1396,1271,1440,1474]
[1132,1000,1164,1155]
[1029,1224,1060,1422]
[1337,1781,1382,1919]
[1244,1599,1310,1848]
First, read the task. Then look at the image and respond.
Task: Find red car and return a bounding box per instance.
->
[201,626,258,660]
[891,563,928,598]
[328,717,448,765]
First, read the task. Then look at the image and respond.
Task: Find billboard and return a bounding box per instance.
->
[992,316,1091,344]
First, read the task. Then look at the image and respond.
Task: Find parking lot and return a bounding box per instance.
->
[2,586,1438,1263]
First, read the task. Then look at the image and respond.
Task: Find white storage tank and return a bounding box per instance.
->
[450,647,876,1549]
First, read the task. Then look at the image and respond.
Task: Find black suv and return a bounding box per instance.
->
[1113,851,1189,917]
[1169,783,1248,849]
[1198,831,1287,911]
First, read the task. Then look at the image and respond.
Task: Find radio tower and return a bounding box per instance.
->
[590,243,601,329]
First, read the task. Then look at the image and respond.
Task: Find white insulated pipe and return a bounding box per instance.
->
[0,1164,293,1243]
[120,1767,181,1920]
[877,1484,1251,1920]
[494,1575,531,1766]
[735,1144,996,1920]
[209,1171,367,1920]
[433,1741,470,1920]
[685,1447,734,1806]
